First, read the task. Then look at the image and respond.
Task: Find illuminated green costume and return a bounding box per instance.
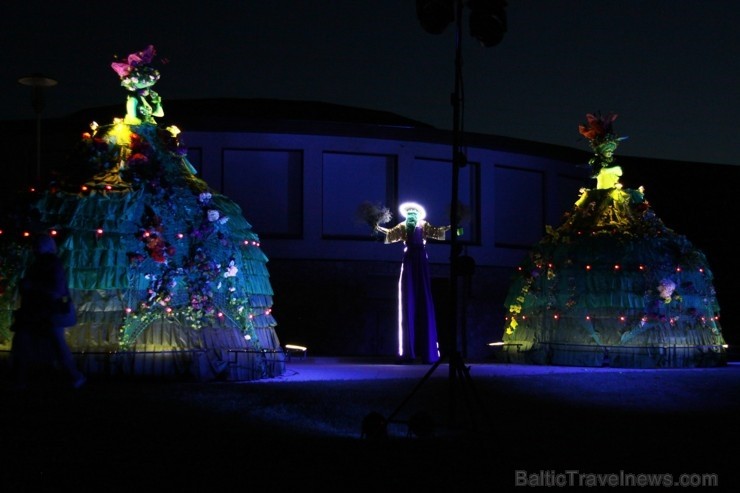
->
[0,46,283,380]
[502,113,726,367]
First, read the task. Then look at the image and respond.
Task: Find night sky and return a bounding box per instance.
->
[2,1,739,166]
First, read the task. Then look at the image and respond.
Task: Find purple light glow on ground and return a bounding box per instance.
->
[255,358,740,414]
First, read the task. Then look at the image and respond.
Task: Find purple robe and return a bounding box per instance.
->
[385,222,448,363]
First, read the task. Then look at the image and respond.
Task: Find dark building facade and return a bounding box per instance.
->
[2,99,735,360]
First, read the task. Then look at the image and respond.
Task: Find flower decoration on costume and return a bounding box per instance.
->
[111,45,156,77]
[657,279,677,303]
[111,45,160,91]
[206,209,229,225]
[578,112,619,145]
[223,259,238,278]
[578,112,628,174]
[182,247,221,318]
[126,252,146,265]
[138,207,175,263]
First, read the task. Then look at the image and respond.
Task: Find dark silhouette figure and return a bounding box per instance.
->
[11,234,85,389]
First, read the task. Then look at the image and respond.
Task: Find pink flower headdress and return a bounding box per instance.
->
[111,45,160,91]
[111,45,156,78]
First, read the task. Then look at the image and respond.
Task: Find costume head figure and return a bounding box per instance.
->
[111,45,160,93]
[596,140,618,160]
[121,66,160,92]
[400,202,426,229]
[578,112,627,172]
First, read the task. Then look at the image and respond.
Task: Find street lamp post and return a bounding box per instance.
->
[18,73,58,182]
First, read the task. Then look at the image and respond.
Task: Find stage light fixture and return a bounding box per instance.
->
[468,0,508,47]
[416,1,507,47]
[416,0,455,35]
[284,344,308,360]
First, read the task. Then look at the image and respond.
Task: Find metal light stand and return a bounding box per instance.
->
[380,1,491,435]
[445,0,483,429]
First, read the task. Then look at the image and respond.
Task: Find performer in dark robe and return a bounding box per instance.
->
[376,202,450,363]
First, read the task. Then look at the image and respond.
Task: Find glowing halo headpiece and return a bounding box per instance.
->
[399,202,427,221]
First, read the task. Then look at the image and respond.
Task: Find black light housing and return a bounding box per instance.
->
[416,1,507,47]
[415,0,455,35]
[468,0,508,47]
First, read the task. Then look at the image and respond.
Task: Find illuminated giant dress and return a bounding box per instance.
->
[501,114,726,368]
[0,46,283,380]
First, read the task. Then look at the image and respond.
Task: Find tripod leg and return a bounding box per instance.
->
[386,358,443,424]
[448,352,493,431]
